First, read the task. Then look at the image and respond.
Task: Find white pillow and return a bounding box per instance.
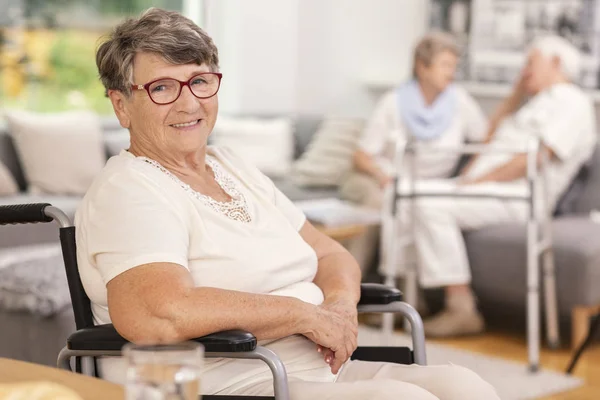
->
[211,116,294,178]
[4,110,106,195]
[0,161,18,196]
[291,117,365,187]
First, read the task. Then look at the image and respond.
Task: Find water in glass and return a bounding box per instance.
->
[124,342,203,400]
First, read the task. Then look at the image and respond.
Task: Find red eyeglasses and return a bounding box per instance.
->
[131,72,223,105]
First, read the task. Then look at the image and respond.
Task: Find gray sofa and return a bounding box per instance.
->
[0,114,599,368]
[465,145,600,344]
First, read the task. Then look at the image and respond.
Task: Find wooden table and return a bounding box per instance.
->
[0,358,124,400]
[313,223,368,242]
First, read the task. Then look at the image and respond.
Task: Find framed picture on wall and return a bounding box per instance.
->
[431,0,600,92]
[469,0,600,90]
[429,0,473,82]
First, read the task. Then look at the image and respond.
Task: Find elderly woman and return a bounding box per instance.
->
[75,8,499,400]
[340,32,488,292]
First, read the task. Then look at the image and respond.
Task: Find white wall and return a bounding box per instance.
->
[296,0,427,118]
[206,0,428,118]
[205,0,300,115]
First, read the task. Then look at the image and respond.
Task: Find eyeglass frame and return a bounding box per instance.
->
[130,72,223,105]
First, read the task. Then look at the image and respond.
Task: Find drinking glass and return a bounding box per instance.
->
[124,341,204,400]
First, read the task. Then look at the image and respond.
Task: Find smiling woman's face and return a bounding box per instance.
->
[112,52,219,157]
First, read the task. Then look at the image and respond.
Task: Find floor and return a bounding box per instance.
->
[430,329,600,400]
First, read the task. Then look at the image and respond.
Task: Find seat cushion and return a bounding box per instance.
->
[0,244,70,317]
[465,216,600,316]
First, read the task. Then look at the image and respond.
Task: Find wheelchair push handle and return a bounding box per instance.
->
[0,203,72,228]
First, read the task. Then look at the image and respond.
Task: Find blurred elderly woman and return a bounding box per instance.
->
[340,32,488,278]
[75,8,499,400]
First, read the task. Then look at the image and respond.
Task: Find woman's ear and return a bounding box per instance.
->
[551,55,562,74]
[414,60,426,80]
[107,90,131,129]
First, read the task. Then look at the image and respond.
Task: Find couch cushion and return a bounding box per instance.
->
[465,216,600,316]
[293,116,324,158]
[211,116,295,179]
[5,110,106,195]
[574,143,600,213]
[290,117,364,187]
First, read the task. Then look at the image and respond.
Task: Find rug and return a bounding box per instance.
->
[357,325,584,400]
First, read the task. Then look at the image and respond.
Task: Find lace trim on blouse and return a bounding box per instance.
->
[140,156,252,223]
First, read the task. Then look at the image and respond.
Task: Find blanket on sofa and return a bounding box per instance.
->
[0,244,71,317]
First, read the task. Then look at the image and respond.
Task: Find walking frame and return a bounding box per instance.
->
[378,136,560,372]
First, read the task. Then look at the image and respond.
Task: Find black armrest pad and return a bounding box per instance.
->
[358,283,402,305]
[67,324,257,352]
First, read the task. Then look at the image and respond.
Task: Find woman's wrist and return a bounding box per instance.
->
[324,290,359,306]
[291,299,317,335]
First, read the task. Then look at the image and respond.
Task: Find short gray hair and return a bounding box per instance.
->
[413,31,460,77]
[96,7,219,96]
[529,35,581,82]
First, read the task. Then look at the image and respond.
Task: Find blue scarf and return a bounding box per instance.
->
[396,79,457,141]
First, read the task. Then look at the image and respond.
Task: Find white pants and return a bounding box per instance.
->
[233,360,500,400]
[383,179,530,288]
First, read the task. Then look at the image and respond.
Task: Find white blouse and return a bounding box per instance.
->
[75,146,337,394]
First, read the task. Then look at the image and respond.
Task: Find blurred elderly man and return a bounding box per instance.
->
[400,35,597,337]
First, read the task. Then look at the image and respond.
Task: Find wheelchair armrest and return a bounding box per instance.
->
[358,283,402,305]
[67,324,257,352]
[0,203,53,225]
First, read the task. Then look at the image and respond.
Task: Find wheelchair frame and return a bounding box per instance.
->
[0,203,428,400]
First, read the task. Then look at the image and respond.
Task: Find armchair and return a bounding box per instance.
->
[0,203,427,400]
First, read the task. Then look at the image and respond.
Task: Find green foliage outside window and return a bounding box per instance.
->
[0,0,184,115]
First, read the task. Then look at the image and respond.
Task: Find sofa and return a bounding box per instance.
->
[0,112,599,368]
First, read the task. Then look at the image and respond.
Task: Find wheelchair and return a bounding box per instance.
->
[0,203,427,400]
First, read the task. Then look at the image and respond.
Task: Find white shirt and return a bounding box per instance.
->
[465,83,597,209]
[75,146,337,394]
[359,85,488,178]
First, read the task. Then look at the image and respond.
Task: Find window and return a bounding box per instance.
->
[0,0,187,115]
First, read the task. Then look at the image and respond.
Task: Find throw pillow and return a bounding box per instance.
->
[211,116,294,178]
[290,117,365,187]
[0,161,18,196]
[4,110,106,195]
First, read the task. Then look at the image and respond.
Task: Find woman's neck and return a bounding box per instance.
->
[417,80,442,106]
[128,139,211,180]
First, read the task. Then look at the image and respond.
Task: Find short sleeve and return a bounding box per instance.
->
[458,87,488,142]
[358,91,398,155]
[272,183,307,231]
[80,169,190,284]
[519,87,592,161]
